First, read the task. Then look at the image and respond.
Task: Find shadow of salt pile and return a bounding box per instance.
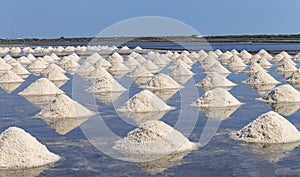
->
[0,165,50,177]
[267,103,300,116]
[198,106,240,120]
[245,142,300,163]
[135,151,190,175]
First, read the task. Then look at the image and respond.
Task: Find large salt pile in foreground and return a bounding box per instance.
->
[193,88,242,107]
[234,111,300,143]
[244,71,280,85]
[117,90,174,113]
[0,70,24,83]
[19,78,64,96]
[0,127,60,168]
[114,120,198,158]
[38,94,95,118]
[197,72,237,91]
[141,73,183,90]
[259,84,300,103]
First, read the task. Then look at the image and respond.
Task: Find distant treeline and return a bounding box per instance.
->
[1,34,300,44]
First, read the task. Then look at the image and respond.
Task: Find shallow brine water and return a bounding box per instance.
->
[1,44,300,177]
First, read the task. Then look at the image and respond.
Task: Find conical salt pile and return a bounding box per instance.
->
[169,59,191,70]
[93,57,112,69]
[87,66,114,81]
[130,65,153,78]
[134,54,147,63]
[239,50,252,62]
[169,62,194,76]
[205,62,231,76]
[107,62,130,72]
[258,49,273,60]
[260,84,300,103]
[87,76,126,93]
[0,127,60,168]
[109,52,124,63]
[227,55,246,68]
[27,59,47,70]
[151,55,170,66]
[134,46,143,50]
[0,59,12,72]
[286,69,300,83]
[141,73,183,90]
[252,55,272,68]
[17,56,31,66]
[19,78,64,96]
[193,88,242,107]
[221,52,233,63]
[277,62,297,72]
[201,56,219,70]
[50,53,60,61]
[38,94,95,118]
[86,53,101,64]
[43,70,69,81]
[234,111,300,143]
[27,54,37,61]
[244,62,266,74]
[177,55,194,66]
[197,72,237,90]
[272,53,285,62]
[114,120,198,157]
[244,71,280,85]
[0,70,24,83]
[118,90,175,113]
[278,57,297,66]
[11,63,31,77]
[43,55,55,64]
[42,63,66,74]
[144,60,160,72]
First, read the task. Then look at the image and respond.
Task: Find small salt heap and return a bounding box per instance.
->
[19,78,64,96]
[86,53,101,65]
[258,49,273,60]
[117,90,174,113]
[200,56,219,70]
[109,52,124,63]
[17,56,31,66]
[272,53,285,62]
[87,76,126,93]
[130,65,153,78]
[144,60,160,72]
[11,63,31,78]
[227,55,246,68]
[27,59,47,73]
[169,62,194,76]
[277,62,297,72]
[244,62,266,74]
[176,55,194,66]
[193,88,242,107]
[107,62,130,72]
[50,53,60,61]
[239,50,252,62]
[244,71,280,85]
[0,70,24,83]
[197,72,237,90]
[114,120,198,158]
[141,73,183,90]
[259,84,300,103]
[251,55,272,68]
[205,62,231,76]
[0,59,12,73]
[124,57,141,70]
[38,94,95,118]
[234,111,300,143]
[93,57,112,69]
[286,69,300,83]
[0,127,60,168]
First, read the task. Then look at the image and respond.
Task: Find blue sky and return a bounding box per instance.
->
[1,0,299,39]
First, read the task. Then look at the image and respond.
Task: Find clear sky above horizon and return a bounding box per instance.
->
[1,0,299,39]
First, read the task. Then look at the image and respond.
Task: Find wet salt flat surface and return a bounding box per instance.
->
[1,47,300,176]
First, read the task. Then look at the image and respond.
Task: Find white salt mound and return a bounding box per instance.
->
[205,62,231,75]
[277,62,297,72]
[193,88,241,107]
[286,69,300,82]
[118,90,174,113]
[0,70,24,83]
[169,62,194,76]
[235,111,300,143]
[0,59,12,71]
[27,59,47,70]
[244,71,280,85]
[244,62,266,73]
[87,76,126,93]
[0,127,60,168]
[130,65,153,78]
[42,64,66,74]
[114,120,198,156]
[141,74,183,90]
[43,70,69,81]
[38,94,95,118]
[19,78,64,96]
[144,60,160,72]
[11,63,31,76]
[260,84,300,103]
[197,72,237,89]
[108,62,130,72]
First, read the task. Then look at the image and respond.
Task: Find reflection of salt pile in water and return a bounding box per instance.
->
[114,120,198,161]
[197,72,237,91]
[259,84,300,103]
[0,70,24,83]
[234,111,300,143]
[11,63,31,78]
[87,76,126,93]
[141,73,183,90]
[244,71,280,85]
[18,78,64,96]
[117,90,174,113]
[192,88,242,107]
[199,106,240,120]
[38,94,95,118]
[268,103,300,116]
[0,127,60,168]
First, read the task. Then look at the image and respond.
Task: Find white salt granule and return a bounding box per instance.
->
[19,78,64,96]
[114,120,198,156]
[193,88,242,107]
[244,71,280,85]
[38,94,95,118]
[87,76,126,93]
[259,84,300,103]
[0,127,60,168]
[0,70,24,83]
[197,72,237,90]
[234,111,300,143]
[117,90,175,113]
[141,73,183,90]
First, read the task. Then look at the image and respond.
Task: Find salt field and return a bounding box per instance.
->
[1,42,300,177]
